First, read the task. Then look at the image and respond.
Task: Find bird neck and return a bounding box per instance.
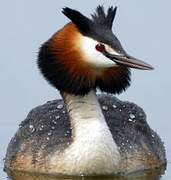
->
[60,90,120,173]
[62,91,106,135]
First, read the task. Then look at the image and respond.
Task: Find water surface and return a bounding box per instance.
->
[3,166,168,180]
[1,158,170,179]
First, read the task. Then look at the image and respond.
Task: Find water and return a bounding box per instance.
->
[1,153,171,179]
[1,165,170,180]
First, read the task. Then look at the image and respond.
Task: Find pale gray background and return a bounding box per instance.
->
[0,0,170,179]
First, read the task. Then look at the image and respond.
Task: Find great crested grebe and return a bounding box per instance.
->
[5,6,166,176]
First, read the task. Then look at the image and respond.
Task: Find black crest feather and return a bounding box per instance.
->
[62,6,117,38]
[91,5,117,29]
[62,7,93,35]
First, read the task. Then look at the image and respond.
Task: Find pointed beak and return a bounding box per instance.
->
[103,51,154,70]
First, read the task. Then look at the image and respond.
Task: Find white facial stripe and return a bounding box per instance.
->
[105,45,120,56]
[80,36,117,68]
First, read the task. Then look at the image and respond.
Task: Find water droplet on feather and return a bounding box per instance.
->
[113,104,117,109]
[55,116,60,120]
[102,105,108,111]
[57,104,63,109]
[29,125,35,133]
[129,114,135,119]
[48,132,52,136]
[128,118,133,122]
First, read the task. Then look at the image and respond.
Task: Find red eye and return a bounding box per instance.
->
[95,43,105,52]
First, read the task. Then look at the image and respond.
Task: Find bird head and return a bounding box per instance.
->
[38,6,153,95]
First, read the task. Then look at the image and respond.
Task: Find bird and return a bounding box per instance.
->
[4,5,166,176]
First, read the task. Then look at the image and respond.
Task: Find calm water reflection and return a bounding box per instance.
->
[6,166,166,180]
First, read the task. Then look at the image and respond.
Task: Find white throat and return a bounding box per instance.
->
[51,91,121,175]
